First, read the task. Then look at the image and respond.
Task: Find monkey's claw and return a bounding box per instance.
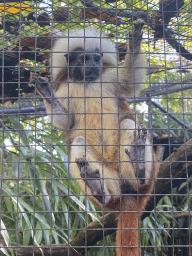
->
[76,157,105,203]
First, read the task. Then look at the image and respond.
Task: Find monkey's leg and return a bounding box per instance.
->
[32,74,69,129]
[125,126,147,184]
[70,136,120,206]
[119,119,138,191]
[119,119,153,192]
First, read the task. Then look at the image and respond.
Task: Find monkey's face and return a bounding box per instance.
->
[65,48,103,82]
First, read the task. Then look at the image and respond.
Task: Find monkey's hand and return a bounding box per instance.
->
[31,72,70,129]
[30,73,54,104]
[31,73,64,112]
[129,22,144,53]
[76,157,105,204]
[125,126,147,184]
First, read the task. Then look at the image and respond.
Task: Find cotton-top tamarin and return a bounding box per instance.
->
[34,23,158,256]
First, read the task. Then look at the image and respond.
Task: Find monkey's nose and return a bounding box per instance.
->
[85,67,100,81]
[73,67,84,81]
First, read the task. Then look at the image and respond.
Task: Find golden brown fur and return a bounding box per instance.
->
[39,27,158,256]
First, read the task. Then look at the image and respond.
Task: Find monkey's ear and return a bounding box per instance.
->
[64,53,68,61]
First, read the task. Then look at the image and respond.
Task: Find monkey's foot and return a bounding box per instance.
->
[125,126,147,183]
[76,157,105,204]
[129,22,144,53]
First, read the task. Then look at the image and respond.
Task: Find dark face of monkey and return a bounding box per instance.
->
[65,48,103,82]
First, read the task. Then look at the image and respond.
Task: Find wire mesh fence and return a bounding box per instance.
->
[0,0,192,255]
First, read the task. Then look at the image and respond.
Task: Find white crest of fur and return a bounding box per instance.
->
[50,28,118,82]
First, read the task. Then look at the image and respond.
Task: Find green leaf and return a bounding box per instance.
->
[0,219,13,255]
[35,222,43,245]
[7,116,29,147]
[23,226,31,246]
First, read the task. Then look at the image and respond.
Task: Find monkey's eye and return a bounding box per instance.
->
[84,55,90,62]
[94,56,101,62]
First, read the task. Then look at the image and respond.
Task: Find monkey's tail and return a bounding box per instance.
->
[116,182,155,256]
[116,195,141,256]
[115,157,159,255]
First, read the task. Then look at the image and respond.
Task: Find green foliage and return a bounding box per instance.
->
[141,196,174,255]
[0,116,102,255]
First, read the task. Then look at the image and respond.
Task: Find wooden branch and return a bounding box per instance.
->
[80,0,125,25]
[169,211,192,220]
[156,145,165,163]
[81,0,147,22]
[165,29,192,61]
[145,138,192,214]
[157,138,192,183]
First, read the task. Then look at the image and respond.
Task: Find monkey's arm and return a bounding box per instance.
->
[118,23,147,98]
[32,75,71,129]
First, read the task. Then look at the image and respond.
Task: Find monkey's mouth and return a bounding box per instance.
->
[85,75,99,82]
[73,67,100,82]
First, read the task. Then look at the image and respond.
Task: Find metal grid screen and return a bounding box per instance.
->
[0,0,192,255]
